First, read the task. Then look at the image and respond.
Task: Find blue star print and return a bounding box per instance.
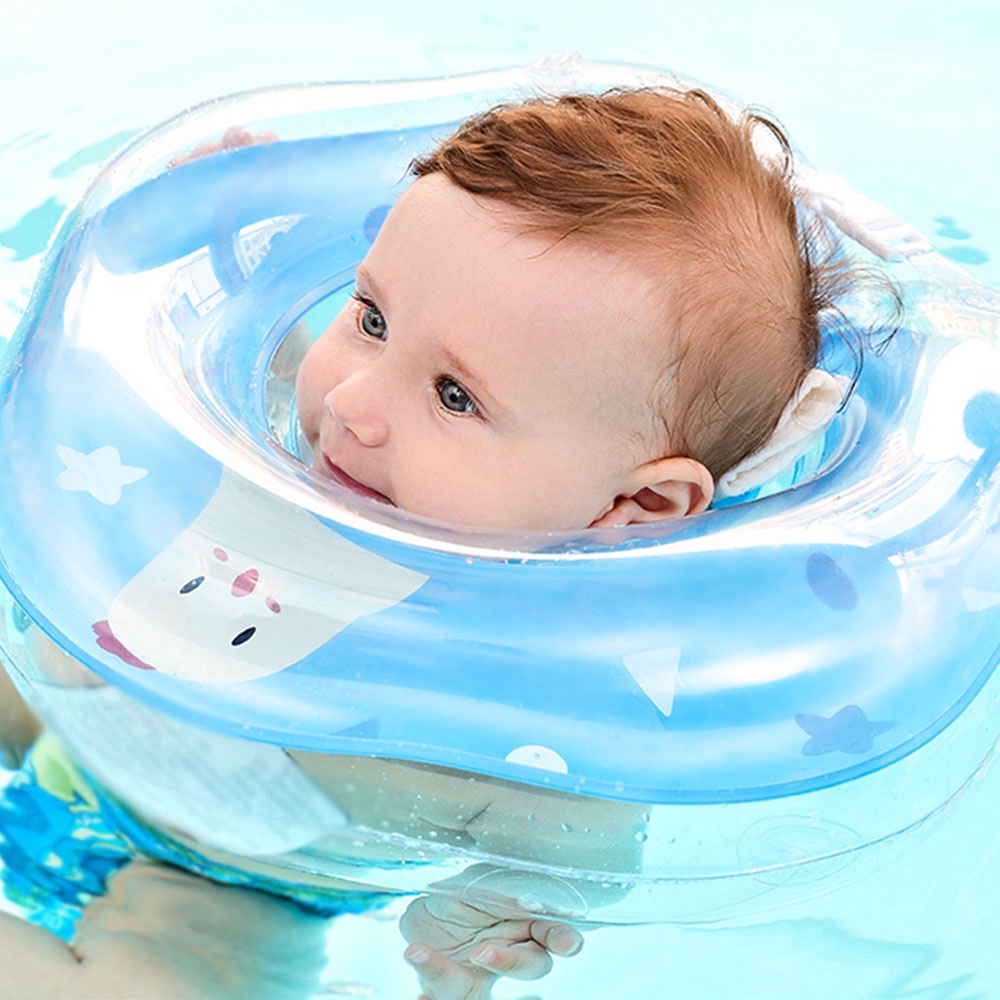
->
[796,705,893,756]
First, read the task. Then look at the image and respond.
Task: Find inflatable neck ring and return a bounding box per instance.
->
[3,57,1000,921]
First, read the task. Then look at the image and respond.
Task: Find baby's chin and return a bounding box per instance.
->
[307,453,590,533]
[409,503,594,535]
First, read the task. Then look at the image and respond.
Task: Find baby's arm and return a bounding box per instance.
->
[0,863,329,1000]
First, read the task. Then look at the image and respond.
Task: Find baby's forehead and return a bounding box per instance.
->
[371,173,677,381]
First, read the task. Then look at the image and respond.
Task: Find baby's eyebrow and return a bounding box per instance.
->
[439,344,503,412]
[354,263,386,304]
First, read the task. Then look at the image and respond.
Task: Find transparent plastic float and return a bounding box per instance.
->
[2,56,1000,924]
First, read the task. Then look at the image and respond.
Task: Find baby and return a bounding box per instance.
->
[0,85,841,1000]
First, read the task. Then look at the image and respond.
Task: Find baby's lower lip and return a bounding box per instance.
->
[319,455,392,505]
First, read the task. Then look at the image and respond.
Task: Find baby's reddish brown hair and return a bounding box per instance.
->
[412,87,829,480]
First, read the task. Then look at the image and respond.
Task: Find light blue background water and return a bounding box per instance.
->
[2,3,999,998]
[1,0,997,346]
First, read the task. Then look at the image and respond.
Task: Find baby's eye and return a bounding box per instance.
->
[358,300,387,340]
[436,377,477,415]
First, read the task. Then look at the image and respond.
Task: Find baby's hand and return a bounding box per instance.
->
[400,886,583,1000]
[167,126,277,167]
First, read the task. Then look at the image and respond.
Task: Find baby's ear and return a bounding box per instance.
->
[589,457,714,528]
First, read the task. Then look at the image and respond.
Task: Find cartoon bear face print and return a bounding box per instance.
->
[97,471,427,683]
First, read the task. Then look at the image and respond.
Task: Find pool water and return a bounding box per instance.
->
[2,2,999,998]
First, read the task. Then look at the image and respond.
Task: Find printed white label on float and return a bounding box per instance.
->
[28,681,348,857]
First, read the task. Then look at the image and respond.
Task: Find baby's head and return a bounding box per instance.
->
[297,87,824,531]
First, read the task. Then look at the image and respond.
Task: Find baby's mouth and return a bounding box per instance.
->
[318,454,393,505]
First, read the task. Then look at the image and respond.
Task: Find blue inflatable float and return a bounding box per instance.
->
[2,59,1000,922]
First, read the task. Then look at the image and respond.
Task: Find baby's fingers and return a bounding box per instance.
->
[529,919,584,958]
[469,941,554,981]
[405,944,492,1000]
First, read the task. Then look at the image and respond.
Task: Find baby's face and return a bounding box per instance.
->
[296,174,673,531]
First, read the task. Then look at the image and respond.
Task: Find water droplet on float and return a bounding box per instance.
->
[561,822,573,833]
[614,781,625,793]
[634,831,649,842]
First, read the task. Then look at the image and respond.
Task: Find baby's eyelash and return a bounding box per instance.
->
[351,291,387,340]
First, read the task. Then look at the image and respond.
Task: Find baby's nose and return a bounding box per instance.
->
[325,370,390,448]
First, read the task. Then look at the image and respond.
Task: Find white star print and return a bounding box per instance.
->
[56,445,148,505]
